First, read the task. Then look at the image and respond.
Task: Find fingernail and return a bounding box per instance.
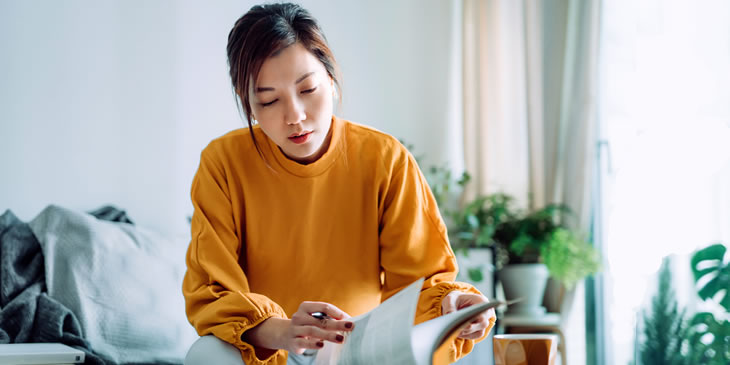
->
[336,334,344,342]
[345,322,353,329]
[317,341,324,348]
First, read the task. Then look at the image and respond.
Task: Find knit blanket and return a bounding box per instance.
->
[0,210,106,364]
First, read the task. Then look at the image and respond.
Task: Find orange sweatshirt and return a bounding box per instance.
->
[182,116,494,365]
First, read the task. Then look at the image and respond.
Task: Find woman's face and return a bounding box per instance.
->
[251,42,335,164]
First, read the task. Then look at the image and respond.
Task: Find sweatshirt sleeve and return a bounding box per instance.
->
[378,149,496,364]
[182,146,288,365]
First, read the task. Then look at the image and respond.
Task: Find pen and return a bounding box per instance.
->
[310,311,330,320]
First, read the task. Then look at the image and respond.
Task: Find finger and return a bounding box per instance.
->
[293,325,346,344]
[458,328,486,340]
[292,311,354,332]
[291,336,325,354]
[315,317,354,332]
[441,292,459,315]
[459,311,491,334]
[455,293,488,310]
[486,308,497,322]
[460,317,487,334]
[300,301,351,320]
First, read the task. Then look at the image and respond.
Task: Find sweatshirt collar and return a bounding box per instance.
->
[264,115,345,178]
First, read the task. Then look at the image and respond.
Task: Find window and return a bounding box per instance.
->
[598,0,730,364]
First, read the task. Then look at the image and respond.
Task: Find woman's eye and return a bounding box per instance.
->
[301,87,317,94]
[261,99,277,107]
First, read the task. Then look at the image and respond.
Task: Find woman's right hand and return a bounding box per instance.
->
[242,301,355,355]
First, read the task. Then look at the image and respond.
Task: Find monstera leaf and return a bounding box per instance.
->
[686,312,730,364]
[690,243,730,311]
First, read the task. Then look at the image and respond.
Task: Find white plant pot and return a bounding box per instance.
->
[454,248,494,298]
[498,263,549,317]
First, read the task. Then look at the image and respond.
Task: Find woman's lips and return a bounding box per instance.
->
[288,131,312,144]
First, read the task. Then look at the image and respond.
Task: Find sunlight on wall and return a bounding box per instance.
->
[599,0,730,363]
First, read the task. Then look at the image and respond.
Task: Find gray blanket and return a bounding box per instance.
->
[0,210,106,364]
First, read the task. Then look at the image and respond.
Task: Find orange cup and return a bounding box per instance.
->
[493,334,558,365]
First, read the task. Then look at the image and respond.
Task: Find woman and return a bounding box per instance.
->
[182,3,496,365]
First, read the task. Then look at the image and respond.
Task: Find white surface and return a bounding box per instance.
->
[454,248,495,299]
[501,313,561,327]
[0,0,463,236]
[494,334,558,341]
[0,343,84,364]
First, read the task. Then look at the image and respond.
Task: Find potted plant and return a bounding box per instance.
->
[424,165,600,316]
[405,143,600,310]
[447,182,600,316]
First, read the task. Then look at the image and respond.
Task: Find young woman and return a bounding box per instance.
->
[182,3,496,365]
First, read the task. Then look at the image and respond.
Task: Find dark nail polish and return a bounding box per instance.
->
[317,341,324,348]
[345,322,353,329]
[336,335,344,342]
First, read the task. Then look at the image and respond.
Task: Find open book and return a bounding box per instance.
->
[314,278,510,365]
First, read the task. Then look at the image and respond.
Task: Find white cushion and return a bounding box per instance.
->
[29,205,198,364]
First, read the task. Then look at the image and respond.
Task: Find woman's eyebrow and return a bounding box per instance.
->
[256,71,315,93]
[295,71,314,84]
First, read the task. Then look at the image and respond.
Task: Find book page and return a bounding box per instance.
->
[315,278,424,365]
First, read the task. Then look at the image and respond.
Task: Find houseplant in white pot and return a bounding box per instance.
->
[407,143,600,311]
[432,167,600,316]
[487,195,601,316]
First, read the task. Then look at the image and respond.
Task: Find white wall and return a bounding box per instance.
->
[0,0,462,235]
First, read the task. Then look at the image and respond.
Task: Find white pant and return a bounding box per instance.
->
[184,335,315,365]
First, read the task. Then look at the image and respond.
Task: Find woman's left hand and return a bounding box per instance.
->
[441,291,496,340]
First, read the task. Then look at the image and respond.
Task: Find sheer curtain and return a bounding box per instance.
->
[461,0,600,363]
[599,1,730,364]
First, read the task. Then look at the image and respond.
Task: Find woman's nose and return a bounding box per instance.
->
[284,98,306,125]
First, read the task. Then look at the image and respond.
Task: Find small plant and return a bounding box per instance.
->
[441,172,600,288]
[450,190,517,253]
[404,141,600,287]
[635,257,689,365]
[403,141,600,288]
[633,243,730,365]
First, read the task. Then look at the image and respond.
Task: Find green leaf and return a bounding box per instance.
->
[457,172,471,186]
[476,226,495,247]
[467,268,483,283]
[686,312,730,364]
[466,214,479,229]
[541,228,600,288]
[691,244,726,281]
[509,234,531,256]
[690,243,730,311]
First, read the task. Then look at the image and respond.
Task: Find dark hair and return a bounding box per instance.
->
[227,3,341,157]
